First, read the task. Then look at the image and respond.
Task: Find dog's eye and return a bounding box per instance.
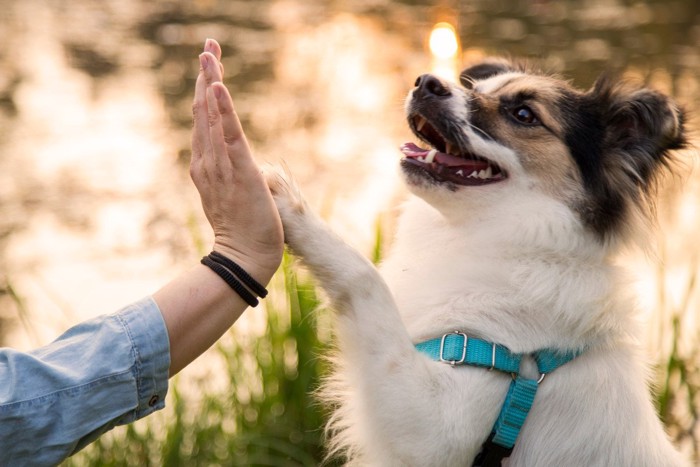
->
[511,105,540,126]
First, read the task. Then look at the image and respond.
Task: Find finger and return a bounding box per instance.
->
[191,72,206,164]
[202,39,225,78]
[200,52,223,85]
[204,38,222,62]
[211,82,256,171]
[205,84,231,173]
[192,56,213,165]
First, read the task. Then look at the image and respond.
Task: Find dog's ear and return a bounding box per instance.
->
[592,75,685,189]
[573,76,686,241]
[459,58,515,88]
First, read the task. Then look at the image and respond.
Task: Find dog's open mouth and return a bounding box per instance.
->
[401,115,507,186]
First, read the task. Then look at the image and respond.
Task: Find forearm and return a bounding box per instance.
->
[153,261,276,376]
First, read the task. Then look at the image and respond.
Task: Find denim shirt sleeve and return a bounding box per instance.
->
[0,296,170,466]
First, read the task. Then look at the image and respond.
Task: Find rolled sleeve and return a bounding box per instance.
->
[112,297,170,423]
[0,296,170,466]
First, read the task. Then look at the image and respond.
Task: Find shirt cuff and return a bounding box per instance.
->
[113,296,171,424]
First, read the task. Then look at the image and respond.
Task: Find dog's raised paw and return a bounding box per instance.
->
[263,166,306,213]
[262,165,312,251]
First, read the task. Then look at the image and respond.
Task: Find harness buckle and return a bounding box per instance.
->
[439,331,468,365]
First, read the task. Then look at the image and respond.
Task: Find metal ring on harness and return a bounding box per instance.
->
[510,372,546,384]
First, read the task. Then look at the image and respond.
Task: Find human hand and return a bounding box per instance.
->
[190,39,284,285]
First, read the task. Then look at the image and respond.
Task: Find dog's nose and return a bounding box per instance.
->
[414,74,451,97]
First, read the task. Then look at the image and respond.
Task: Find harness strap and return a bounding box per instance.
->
[491,376,539,448]
[472,433,513,467]
[415,332,581,467]
[414,331,521,372]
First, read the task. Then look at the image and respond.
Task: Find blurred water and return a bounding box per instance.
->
[0,0,698,361]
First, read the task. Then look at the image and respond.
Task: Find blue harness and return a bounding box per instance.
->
[415,331,581,466]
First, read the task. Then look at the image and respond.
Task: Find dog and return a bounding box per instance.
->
[265,58,688,466]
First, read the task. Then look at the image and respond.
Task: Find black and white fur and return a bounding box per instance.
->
[265,59,688,466]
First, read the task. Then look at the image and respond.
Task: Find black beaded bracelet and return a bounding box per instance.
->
[201,255,259,307]
[208,250,268,298]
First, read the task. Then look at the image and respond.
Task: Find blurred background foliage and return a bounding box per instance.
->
[0,0,698,464]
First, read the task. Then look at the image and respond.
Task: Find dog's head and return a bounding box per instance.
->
[401,59,685,245]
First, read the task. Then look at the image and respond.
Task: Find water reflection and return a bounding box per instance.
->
[0,0,699,456]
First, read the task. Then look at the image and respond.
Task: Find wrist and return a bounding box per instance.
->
[211,244,281,288]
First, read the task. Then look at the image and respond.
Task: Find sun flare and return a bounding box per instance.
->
[429,22,459,59]
[429,22,460,82]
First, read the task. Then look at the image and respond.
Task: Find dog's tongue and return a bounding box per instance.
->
[400,142,486,169]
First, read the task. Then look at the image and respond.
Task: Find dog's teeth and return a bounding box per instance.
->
[424,149,438,164]
[416,116,427,131]
[484,166,493,178]
[477,169,488,179]
[469,171,478,178]
[456,169,464,176]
